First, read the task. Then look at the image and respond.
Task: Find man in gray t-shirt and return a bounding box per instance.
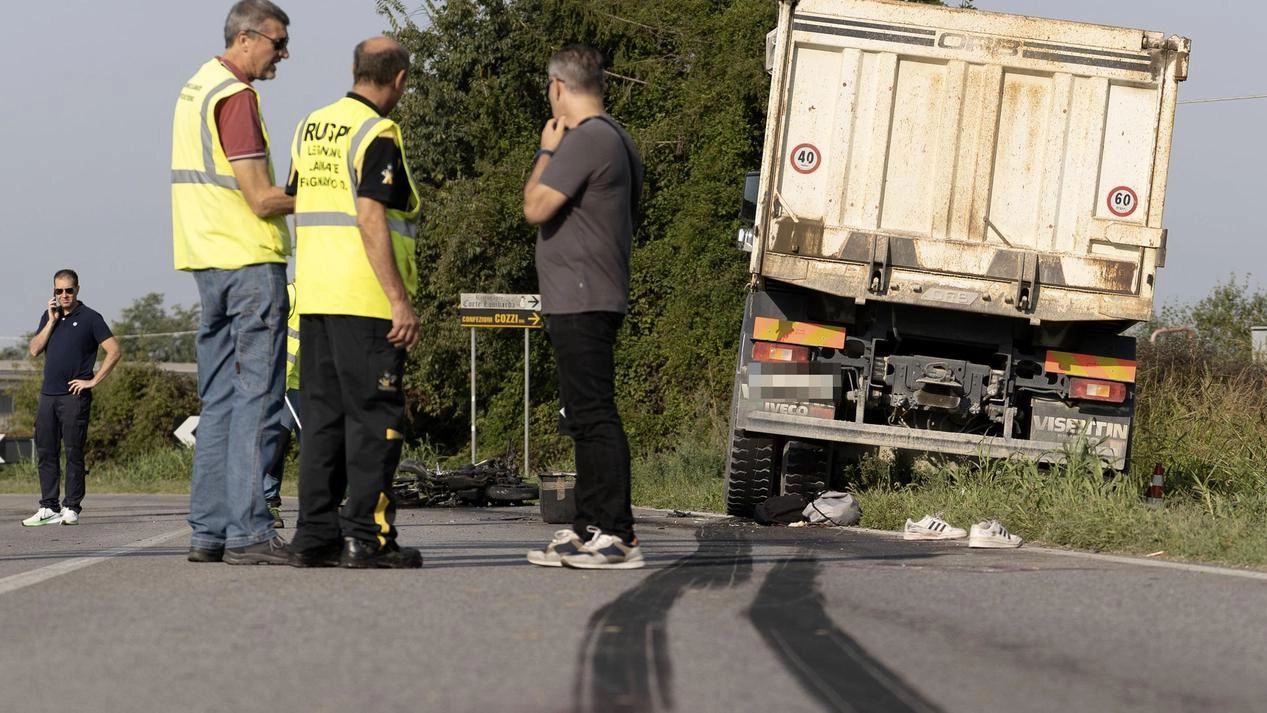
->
[523,44,645,570]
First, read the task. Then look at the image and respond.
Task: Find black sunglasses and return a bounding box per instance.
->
[54,287,77,295]
[247,28,289,51]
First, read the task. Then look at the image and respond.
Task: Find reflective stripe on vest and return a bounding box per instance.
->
[171,59,289,270]
[170,77,241,189]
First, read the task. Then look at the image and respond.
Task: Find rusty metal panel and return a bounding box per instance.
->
[755,0,1188,323]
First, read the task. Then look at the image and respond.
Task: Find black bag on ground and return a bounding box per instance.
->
[754,494,809,525]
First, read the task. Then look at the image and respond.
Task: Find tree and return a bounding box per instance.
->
[111,293,200,362]
[377,0,964,460]
[1158,275,1267,362]
[0,337,31,361]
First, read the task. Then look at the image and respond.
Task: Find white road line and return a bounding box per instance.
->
[0,528,188,596]
[1032,546,1267,581]
[638,509,1267,581]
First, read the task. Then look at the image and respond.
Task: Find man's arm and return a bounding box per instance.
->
[355,196,419,350]
[523,117,571,225]
[67,337,121,396]
[28,308,55,357]
[231,157,295,218]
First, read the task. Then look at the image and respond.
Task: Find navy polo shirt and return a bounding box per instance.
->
[35,303,113,396]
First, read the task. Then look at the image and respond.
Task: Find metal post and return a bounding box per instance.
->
[470,328,477,463]
[523,329,530,478]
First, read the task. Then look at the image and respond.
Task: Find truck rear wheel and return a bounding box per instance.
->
[724,430,779,517]
[782,440,829,500]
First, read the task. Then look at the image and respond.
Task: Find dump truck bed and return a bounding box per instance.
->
[754,0,1189,324]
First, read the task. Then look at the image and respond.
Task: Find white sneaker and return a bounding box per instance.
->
[560,527,645,570]
[903,513,967,540]
[60,508,79,526]
[526,529,586,567]
[969,520,1023,548]
[21,507,63,527]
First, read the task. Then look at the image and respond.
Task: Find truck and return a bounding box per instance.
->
[725,0,1191,515]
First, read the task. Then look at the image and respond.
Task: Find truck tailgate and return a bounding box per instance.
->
[755,0,1189,323]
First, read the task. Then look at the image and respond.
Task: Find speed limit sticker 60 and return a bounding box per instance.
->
[1106,186,1138,217]
[790,143,821,174]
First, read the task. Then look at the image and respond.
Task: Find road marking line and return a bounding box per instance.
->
[1032,547,1267,580]
[0,527,188,596]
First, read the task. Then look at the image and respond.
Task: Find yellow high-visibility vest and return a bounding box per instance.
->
[171,58,290,270]
[285,282,300,390]
[290,96,420,319]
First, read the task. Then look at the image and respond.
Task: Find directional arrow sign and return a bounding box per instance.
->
[459,293,543,329]
[460,293,541,311]
[174,416,199,447]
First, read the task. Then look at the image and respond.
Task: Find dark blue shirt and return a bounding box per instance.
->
[35,303,113,395]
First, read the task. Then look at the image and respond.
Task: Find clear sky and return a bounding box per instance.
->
[0,0,392,347]
[0,1,1260,347]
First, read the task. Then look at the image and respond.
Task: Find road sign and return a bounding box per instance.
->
[459,293,541,475]
[460,309,542,329]
[459,293,542,329]
[174,416,199,447]
[460,293,540,311]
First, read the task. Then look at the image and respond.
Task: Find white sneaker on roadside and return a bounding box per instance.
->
[903,513,967,540]
[60,508,79,526]
[21,508,63,527]
[969,519,1023,548]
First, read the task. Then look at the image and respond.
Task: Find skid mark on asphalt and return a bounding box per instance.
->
[748,555,944,713]
[0,527,187,596]
[572,527,946,713]
[572,525,754,713]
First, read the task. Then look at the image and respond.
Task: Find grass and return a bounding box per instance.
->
[5,343,1267,568]
[0,449,299,497]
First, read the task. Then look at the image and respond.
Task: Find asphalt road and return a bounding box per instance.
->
[1,493,1265,713]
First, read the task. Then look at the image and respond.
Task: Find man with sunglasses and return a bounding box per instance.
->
[523,45,645,569]
[21,270,121,527]
[171,0,294,563]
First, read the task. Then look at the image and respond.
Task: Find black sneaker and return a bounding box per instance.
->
[187,547,224,563]
[289,541,342,568]
[223,535,292,565]
[339,538,423,569]
[269,505,285,529]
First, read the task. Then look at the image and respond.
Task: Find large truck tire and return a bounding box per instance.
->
[725,430,779,517]
[782,440,830,500]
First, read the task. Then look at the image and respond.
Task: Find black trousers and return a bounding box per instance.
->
[547,312,635,544]
[35,391,92,513]
[291,315,406,554]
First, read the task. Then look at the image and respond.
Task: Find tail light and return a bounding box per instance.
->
[752,341,809,363]
[1069,377,1127,403]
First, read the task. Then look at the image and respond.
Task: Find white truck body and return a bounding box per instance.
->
[753,0,1189,323]
[724,0,1190,514]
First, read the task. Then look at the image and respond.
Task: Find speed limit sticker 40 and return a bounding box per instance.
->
[1106,186,1138,217]
[790,143,821,174]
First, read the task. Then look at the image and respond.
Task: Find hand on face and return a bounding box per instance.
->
[539,117,567,152]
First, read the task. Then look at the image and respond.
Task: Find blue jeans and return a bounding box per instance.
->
[263,388,300,505]
[189,263,288,550]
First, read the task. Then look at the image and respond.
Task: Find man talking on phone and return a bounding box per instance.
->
[20,269,121,527]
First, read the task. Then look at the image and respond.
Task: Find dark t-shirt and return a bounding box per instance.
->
[35,303,113,396]
[535,116,643,315]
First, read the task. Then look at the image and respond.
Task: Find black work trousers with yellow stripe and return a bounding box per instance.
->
[292,314,406,555]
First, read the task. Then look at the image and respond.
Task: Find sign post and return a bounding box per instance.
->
[458,293,542,476]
